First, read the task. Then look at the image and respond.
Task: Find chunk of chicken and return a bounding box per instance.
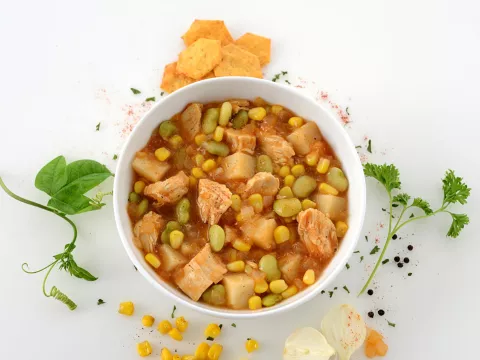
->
[241,216,277,250]
[224,225,239,244]
[242,172,280,199]
[180,103,202,141]
[132,152,171,183]
[174,244,227,301]
[286,122,322,155]
[224,128,256,155]
[222,273,255,309]
[144,171,189,206]
[197,179,233,225]
[258,133,295,166]
[230,99,250,114]
[133,211,165,253]
[297,209,338,260]
[159,244,188,272]
[222,152,256,180]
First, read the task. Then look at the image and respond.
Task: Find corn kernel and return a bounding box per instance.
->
[278,165,290,177]
[137,341,152,357]
[173,356,181,360]
[248,107,267,121]
[303,269,315,285]
[248,193,263,213]
[248,295,263,310]
[157,320,173,335]
[202,159,217,172]
[144,253,161,269]
[319,182,339,196]
[195,154,205,166]
[204,323,221,339]
[316,158,331,174]
[231,194,242,212]
[288,116,304,128]
[155,147,171,161]
[227,260,245,272]
[118,301,134,316]
[192,167,206,179]
[246,338,259,353]
[291,164,305,177]
[278,186,294,198]
[235,213,243,222]
[254,279,269,294]
[274,225,290,244]
[305,151,320,166]
[168,327,183,341]
[284,174,295,187]
[271,105,283,115]
[168,135,183,149]
[232,239,251,252]
[134,180,146,194]
[336,221,349,238]
[301,199,317,210]
[161,348,173,360]
[213,126,224,142]
[195,134,207,146]
[169,230,184,250]
[142,315,155,327]
[175,316,189,332]
[281,285,298,299]
[189,176,197,187]
[182,356,195,360]
[195,342,210,360]
[270,279,288,294]
[207,344,223,360]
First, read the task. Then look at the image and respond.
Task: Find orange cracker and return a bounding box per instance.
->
[213,44,263,78]
[182,20,233,46]
[160,62,196,93]
[201,71,215,80]
[177,38,222,80]
[235,32,271,66]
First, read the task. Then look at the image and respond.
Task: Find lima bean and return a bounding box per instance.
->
[203,141,230,157]
[129,192,140,203]
[209,225,225,252]
[273,198,302,217]
[259,254,281,282]
[202,108,220,134]
[159,120,177,139]
[161,221,181,244]
[262,294,283,307]
[218,102,232,126]
[327,167,349,192]
[292,175,317,198]
[136,199,149,217]
[231,110,248,129]
[176,198,190,224]
[256,155,273,173]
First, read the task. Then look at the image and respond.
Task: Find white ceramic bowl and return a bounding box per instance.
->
[113,77,366,319]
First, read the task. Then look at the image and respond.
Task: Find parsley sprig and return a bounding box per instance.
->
[359,164,470,295]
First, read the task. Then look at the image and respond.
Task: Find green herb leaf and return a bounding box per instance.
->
[411,197,433,214]
[442,170,471,205]
[360,256,364,262]
[367,139,372,153]
[408,273,412,276]
[392,193,411,206]
[409,213,415,218]
[355,145,362,149]
[171,305,177,318]
[131,88,141,94]
[231,323,236,328]
[247,337,251,341]
[219,324,223,329]
[387,320,396,327]
[343,285,350,293]
[363,163,401,192]
[382,259,389,265]
[98,299,105,305]
[95,122,100,131]
[345,263,350,270]
[145,97,155,102]
[206,336,214,341]
[285,80,291,84]
[354,250,360,253]
[160,92,164,96]
[35,156,68,196]
[365,236,368,242]
[370,245,380,255]
[281,71,288,75]
[113,154,118,160]
[328,291,334,298]
[447,213,469,238]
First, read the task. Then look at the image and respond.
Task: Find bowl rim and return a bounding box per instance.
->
[113,76,366,319]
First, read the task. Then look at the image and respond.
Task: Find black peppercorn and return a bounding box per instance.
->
[392,234,398,240]
[378,309,385,316]
[367,289,374,296]
[394,256,400,262]
[368,311,374,318]
[408,245,413,251]
[397,263,404,268]
[404,257,410,263]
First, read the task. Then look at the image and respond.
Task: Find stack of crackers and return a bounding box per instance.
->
[161,20,271,93]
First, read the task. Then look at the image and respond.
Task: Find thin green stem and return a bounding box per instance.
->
[387,191,393,236]
[22,261,57,274]
[42,261,59,297]
[393,205,408,231]
[393,208,445,234]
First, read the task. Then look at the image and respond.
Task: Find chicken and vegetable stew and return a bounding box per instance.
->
[128,98,349,310]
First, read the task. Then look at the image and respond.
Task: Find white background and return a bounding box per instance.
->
[0,0,479,359]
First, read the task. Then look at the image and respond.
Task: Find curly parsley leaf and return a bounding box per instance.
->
[442,170,471,205]
[447,213,470,238]
[411,197,433,214]
[393,193,411,206]
[363,163,401,192]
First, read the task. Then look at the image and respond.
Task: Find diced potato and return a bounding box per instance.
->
[241,216,277,250]
[278,253,302,284]
[313,194,346,221]
[132,153,171,183]
[286,122,322,155]
[222,152,255,180]
[180,103,202,141]
[222,274,255,309]
[159,244,187,272]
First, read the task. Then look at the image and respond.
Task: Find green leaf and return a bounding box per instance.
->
[370,245,380,255]
[367,139,372,153]
[145,97,155,102]
[447,213,469,238]
[411,197,433,214]
[392,193,411,206]
[131,88,141,94]
[48,195,94,215]
[35,156,68,196]
[69,260,98,281]
[363,163,401,192]
[442,170,471,205]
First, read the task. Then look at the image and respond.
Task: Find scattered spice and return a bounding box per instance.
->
[409,213,415,218]
[321,290,325,294]
[382,259,389,265]
[353,250,360,254]
[367,289,374,296]
[378,309,385,316]
[343,285,350,293]
[95,122,101,131]
[219,324,223,329]
[397,263,404,268]
[171,305,177,318]
[231,323,236,328]
[131,88,141,94]
[360,256,364,262]
[247,337,252,341]
[328,291,334,298]
[394,256,400,262]
[206,336,214,341]
[134,265,138,271]
[387,320,396,327]
[365,236,369,242]
[285,79,291,84]
[408,273,413,276]
[346,107,350,115]
[367,139,372,153]
[355,145,362,149]
[113,154,118,160]
[161,92,165,96]
[334,287,338,290]
[272,71,288,82]
[408,245,414,251]
[370,245,380,255]
[345,263,350,270]
[145,97,155,102]
[404,257,410,263]
[368,311,374,318]
[97,299,106,305]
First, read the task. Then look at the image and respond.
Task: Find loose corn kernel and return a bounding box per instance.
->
[118,301,134,316]
[155,147,171,161]
[278,165,290,177]
[137,341,152,357]
[195,342,210,360]
[319,182,339,195]
[303,269,315,285]
[202,159,217,172]
[302,199,317,210]
[274,225,290,244]
[226,260,245,272]
[207,344,223,360]
[168,135,183,149]
[189,176,197,187]
[169,230,184,249]
[246,339,259,353]
[195,134,207,146]
[204,323,221,339]
[182,356,195,360]
[233,239,251,252]
[134,180,146,194]
[270,279,289,294]
[248,107,267,121]
[305,151,320,166]
[213,126,225,142]
[288,116,304,128]
[141,315,155,327]
[168,327,183,341]
[173,356,181,360]
[145,253,161,269]
[249,295,263,310]
[291,164,305,177]
[235,213,243,222]
[195,154,205,166]
[192,167,206,179]
[254,279,269,294]
[175,316,189,332]
[161,348,173,360]
[278,186,294,198]
[271,105,283,115]
[336,221,349,238]
[282,285,298,299]
[248,193,263,213]
[231,194,242,212]
[316,158,331,174]
[158,320,173,335]
[284,174,295,187]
